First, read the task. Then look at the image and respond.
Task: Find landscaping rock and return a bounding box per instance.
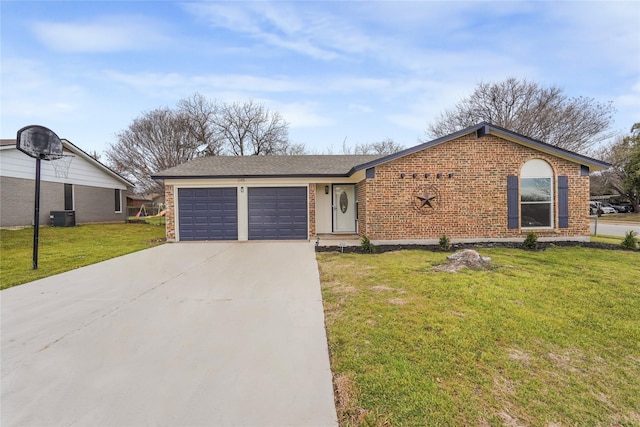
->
[435,249,491,272]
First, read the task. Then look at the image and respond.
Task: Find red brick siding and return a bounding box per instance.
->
[360,134,589,240]
[308,183,316,238]
[165,185,176,241]
[357,180,367,235]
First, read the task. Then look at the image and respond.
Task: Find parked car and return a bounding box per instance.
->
[619,202,635,212]
[600,203,618,214]
[602,202,623,213]
[590,201,616,214]
[609,203,630,213]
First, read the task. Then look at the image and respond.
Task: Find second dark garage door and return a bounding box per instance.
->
[248,187,308,240]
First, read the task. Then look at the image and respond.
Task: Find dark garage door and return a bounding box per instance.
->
[248,187,308,240]
[178,188,237,241]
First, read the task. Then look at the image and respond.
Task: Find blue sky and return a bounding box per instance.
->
[1,1,639,156]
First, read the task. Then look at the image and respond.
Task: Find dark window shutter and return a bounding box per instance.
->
[558,175,569,228]
[64,184,73,210]
[507,175,519,229]
[114,189,121,212]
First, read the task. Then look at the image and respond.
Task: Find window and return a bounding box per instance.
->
[115,189,122,213]
[520,159,553,228]
[64,184,74,210]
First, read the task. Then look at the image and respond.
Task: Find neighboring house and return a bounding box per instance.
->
[1,138,133,227]
[152,123,610,243]
[126,193,164,208]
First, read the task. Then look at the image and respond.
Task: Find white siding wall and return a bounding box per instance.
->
[0,148,127,189]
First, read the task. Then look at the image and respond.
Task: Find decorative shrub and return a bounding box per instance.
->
[360,235,376,253]
[621,230,638,250]
[523,232,538,250]
[439,234,451,251]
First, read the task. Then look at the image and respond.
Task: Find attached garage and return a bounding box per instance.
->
[248,187,308,240]
[178,188,237,241]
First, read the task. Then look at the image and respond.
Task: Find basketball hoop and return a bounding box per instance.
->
[15,125,64,271]
[50,155,74,179]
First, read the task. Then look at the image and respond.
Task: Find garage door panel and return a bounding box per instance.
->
[248,187,307,240]
[178,188,237,241]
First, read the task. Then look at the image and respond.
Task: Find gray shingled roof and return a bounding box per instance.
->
[153,154,384,178]
[152,122,611,179]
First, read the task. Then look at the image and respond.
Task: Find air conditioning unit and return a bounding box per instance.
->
[50,210,76,227]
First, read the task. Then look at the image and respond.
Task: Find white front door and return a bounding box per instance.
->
[333,184,356,233]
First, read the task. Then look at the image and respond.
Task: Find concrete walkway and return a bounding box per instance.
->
[1,242,337,427]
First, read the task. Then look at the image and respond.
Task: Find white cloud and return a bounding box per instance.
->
[348,104,374,113]
[31,15,171,52]
[0,58,85,119]
[273,101,334,128]
[182,2,377,61]
[103,70,312,99]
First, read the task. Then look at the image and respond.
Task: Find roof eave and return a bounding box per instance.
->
[351,123,486,173]
[152,172,353,180]
[484,125,611,171]
[61,139,135,187]
[350,122,611,173]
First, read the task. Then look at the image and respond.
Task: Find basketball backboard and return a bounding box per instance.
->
[16,125,63,160]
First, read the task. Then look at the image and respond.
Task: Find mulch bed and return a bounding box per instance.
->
[316,240,636,254]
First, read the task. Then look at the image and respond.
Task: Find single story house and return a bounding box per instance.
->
[152,123,610,243]
[1,138,133,227]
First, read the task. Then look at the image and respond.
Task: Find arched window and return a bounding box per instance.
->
[520,159,553,228]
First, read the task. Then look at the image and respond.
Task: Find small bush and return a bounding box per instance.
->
[360,235,376,253]
[621,230,638,250]
[523,232,538,250]
[439,234,451,251]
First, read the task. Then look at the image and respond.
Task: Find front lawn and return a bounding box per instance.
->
[1,223,166,290]
[318,247,639,426]
[590,234,625,245]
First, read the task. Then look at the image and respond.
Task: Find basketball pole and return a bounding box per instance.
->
[32,157,41,270]
[16,125,63,271]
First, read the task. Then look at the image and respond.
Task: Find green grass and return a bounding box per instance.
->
[590,234,624,245]
[127,215,166,226]
[318,247,640,426]
[1,223,166,290]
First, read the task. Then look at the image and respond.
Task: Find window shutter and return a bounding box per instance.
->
[558,175,569,228]
[507,175,519,229]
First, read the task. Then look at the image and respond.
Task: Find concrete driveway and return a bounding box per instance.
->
[1,242,337,427]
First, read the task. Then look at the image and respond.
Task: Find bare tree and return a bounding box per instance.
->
[427,77,615,153]
[107,95,297,193]
[177,93,224,156]
[340,137,405,155]
[106,108,202,193]
[595,123,640,212]
[281,142,308,155]
[354,138,405,155]
[216,100,290,156]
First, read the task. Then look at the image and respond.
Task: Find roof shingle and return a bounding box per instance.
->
[153,154,384,178]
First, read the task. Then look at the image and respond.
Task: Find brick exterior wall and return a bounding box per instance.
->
[358,134,590,241]
[165,185,176,241]
[357,180,367,235]
[308,183,316,238]
[74,185,127,224]
[1,176,126,227]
